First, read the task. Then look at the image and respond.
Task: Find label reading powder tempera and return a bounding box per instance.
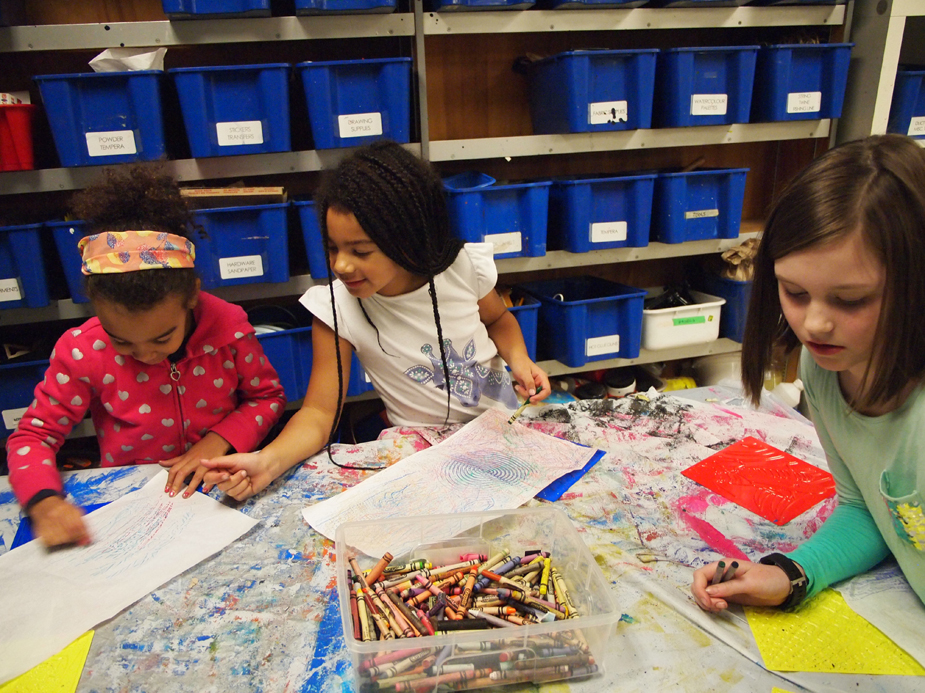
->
[86,130,138,157]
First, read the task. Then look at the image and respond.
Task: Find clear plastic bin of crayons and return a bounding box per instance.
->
[335,506,620,692]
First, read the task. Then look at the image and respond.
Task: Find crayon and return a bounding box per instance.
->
[355,583,371,642]
[393,668,491,692]
[507,386,543,424]
[348,571,361,640]
[466,608,519,628]
[550,567,579,618]
[361,647,427,673]
[376,583,415,638]
[366,551,394,585]
[711,560,727,586]
[540,557,552,597]
[434,617,491,631]
[416,608,436,636]
[460,567,478,610]
[381,559,431,576]
[385,589,426,637]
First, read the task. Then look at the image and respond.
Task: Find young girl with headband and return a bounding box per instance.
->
[203,140,549,500]
[6,166,286,547]
[691,134,925,611]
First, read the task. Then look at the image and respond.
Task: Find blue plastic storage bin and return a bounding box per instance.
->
[507,294,540,362]
[527,49,658,134]
[296,58,412,150]
[294,199,329,279]
[34,70,167,167]
[654,47,759,128]
[751,44,853,122]
[548,174,656,253]
[430,0,535,9]
[1,359,47,434]
[191,202,290,290]
[257,325,373,402]
[48,219,90,304]
[169,64,291,158]
[0,223,50,310]
[161,0,271,17]
[651,168,749,244]
[295,0,396,13]
[889,69,925,138]
[518,277,646,367]
[691,271,752,343]
[443,172,550,259]
[748,1,844,5]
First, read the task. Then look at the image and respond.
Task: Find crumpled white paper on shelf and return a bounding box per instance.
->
[89,47,167,72]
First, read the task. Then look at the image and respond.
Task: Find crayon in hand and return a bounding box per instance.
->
[507,386,544,424]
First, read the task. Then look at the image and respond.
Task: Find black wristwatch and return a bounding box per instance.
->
[759,553,808,610]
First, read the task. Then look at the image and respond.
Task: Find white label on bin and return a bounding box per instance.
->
[3,407,27,431]
[589,101,628,125]
[0,278,23,302]
[685,209,719,220]
[485,232,522,255]
[586,333,620,357]
[216,121,264,146]
[590,221,628,243]
[219,255,265,280]
[690,94,728,116]
[786,91,822,114]
[86,130,137,157]
[908,117,925,136]
[338,113,383,139]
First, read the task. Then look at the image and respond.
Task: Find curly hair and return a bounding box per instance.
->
[314,141,463,467]
[70,164,199,311]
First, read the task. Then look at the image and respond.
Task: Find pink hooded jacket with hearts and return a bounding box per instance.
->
[7,292,286,508]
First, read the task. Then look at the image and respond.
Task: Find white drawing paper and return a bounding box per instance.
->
[302,408,597,557]
[0,470,258,684]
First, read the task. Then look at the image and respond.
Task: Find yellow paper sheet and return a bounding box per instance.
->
[746,589,925,675]
[772,688,795,693]
[0,631,93,693]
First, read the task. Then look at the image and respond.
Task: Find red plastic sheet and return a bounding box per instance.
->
[682,436,836,526]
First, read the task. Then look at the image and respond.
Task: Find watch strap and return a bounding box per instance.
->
[759,552,807,610]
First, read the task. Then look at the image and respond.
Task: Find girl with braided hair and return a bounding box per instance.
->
[204,140,549,500]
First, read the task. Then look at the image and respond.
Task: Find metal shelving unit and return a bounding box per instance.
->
[0,3,848,402]
[838,0,925,143]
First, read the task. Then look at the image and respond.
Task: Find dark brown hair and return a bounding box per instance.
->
[742,134,925,409]
[70,164,199,311]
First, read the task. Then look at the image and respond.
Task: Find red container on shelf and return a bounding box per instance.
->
[0,103,36,171]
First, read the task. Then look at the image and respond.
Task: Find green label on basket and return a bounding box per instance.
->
[674,316,706,326]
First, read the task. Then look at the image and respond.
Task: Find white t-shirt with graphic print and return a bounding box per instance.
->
[300,243,518,427]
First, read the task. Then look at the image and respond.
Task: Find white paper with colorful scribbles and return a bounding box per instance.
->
[0,471,257,684]
[301,408,596,556]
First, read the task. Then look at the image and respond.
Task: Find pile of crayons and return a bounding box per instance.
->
[345,549,599,691]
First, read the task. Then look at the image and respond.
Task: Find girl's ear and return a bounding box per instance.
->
[187,278,202,310]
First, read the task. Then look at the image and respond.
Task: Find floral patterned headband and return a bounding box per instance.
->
[78,230,196,275]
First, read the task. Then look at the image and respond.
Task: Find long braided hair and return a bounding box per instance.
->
[315,140,463,468]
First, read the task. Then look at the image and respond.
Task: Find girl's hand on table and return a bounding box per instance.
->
[201,452,273,501]
[691,559,791,613]
[29,495,90,547]
[161,432,232,499]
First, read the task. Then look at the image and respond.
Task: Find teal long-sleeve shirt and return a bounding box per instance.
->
[788,349,925,604]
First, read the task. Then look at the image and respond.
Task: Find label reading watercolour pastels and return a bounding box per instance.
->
[216,121,264,147]
[219,255,264,280]
[690,94,728,116]
[338,113,383,139]
[86,131,137,157]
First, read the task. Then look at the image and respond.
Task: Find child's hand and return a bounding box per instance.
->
[29,496,90,547]
[161,432,232,499]
[509,358,551,403]
[201,452,273,502]
[691,559,792,613]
